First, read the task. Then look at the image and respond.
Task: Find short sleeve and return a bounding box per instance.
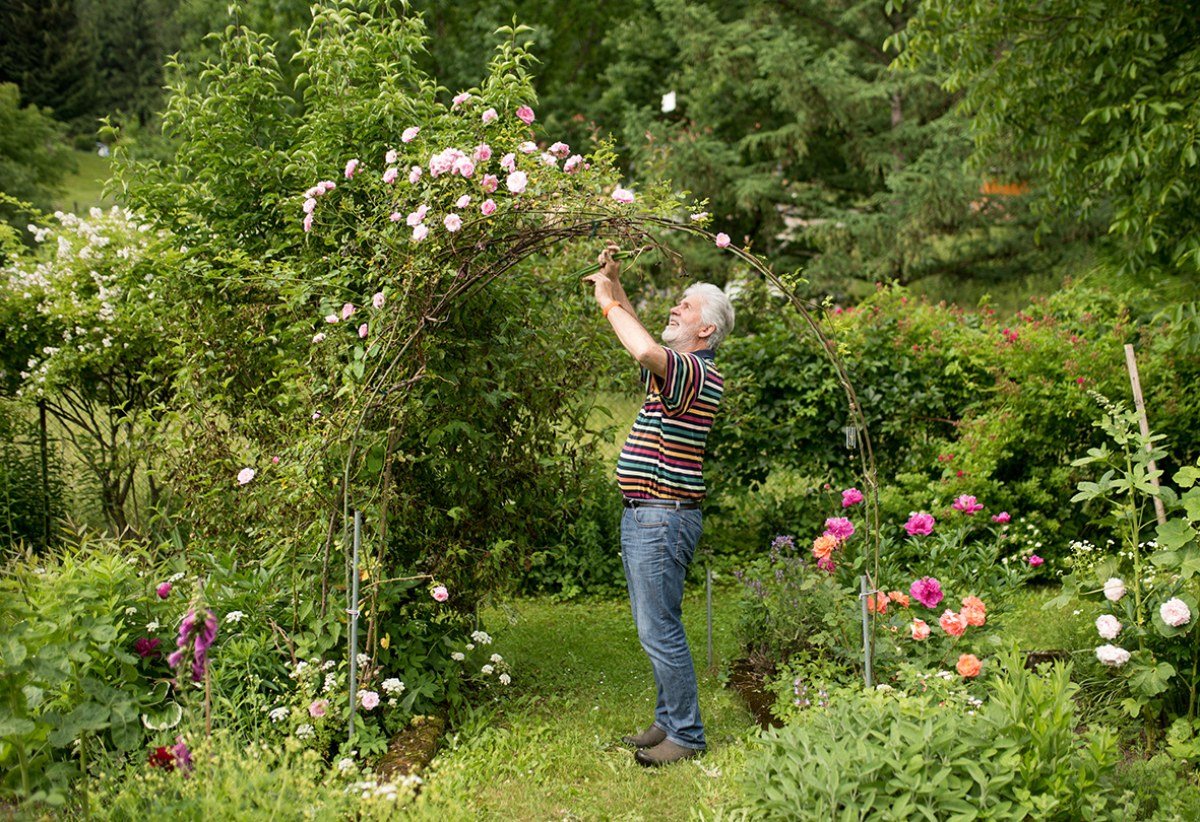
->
[658,349,705,416]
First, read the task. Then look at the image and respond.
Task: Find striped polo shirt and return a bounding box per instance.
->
[617,348,724,500]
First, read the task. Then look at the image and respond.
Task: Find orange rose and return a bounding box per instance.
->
[867,591,888,614]
[911,618,931,641]
[811,534,839,560]
[962,605,986,627]
[961,595,986,614]
[956,653,982,678]
[888,591,911,608]
[939,610,968,638]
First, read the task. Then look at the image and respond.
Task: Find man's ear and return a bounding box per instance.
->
[698,324,715,340]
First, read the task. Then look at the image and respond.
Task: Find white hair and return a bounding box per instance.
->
[685,282,735,350]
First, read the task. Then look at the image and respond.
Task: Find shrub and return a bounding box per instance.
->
[739,653,1120,820]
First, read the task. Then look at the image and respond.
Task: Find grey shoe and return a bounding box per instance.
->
[634,739,704,767]
[620,724,667,749]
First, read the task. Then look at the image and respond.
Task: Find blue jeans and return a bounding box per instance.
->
[620,505,705,750]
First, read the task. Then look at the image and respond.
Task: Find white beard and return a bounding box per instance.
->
[661,321,695,350]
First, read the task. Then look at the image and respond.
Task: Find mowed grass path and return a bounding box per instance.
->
[414,586,759,820]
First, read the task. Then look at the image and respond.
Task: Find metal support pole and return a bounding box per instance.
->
[348,510,362,741]
[860,575,873,688]
[706,560,714,672]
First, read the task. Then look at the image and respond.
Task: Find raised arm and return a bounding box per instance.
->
[583,244,669,377]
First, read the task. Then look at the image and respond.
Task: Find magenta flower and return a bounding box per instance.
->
[432,585,449,602]
[481,199,496,216]
[344,158,359,179]
[481,174,499,193]
[134,637,161,659]
[271,455,280,464]
[157,582,172,599]
[169,609,218,683]
[991,511,1011,524]
[401,126,419,143]
[482,107,498,124]
[841,488,864,508]
[1028,555,1044,567]
[171,737,193,773]
[715,233,731,248]
[506,171,528,194]
[904,511,936,536]
[516,105,536,124]
[909,577,944,609]
[816,555,836,573]
[823,517,855,541]
[952,494,984,515]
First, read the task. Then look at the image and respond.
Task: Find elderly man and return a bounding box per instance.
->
[583,244,735,767]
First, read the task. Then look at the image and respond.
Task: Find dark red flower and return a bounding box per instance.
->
[148,746,175,770]
[134,637,161,659]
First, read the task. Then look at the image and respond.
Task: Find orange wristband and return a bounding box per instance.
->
[602,301,621,318]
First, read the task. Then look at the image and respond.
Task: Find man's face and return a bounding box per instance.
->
[661,293,709,349]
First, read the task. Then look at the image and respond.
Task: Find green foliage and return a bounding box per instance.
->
[1110,754,1200,821]
[897,0,1200,281]
[0,400,63,548]
[0,83,76,220]
[739,653,1120,820]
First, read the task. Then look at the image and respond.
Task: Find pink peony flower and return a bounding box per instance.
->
[302,213,314,233]
[341,303,355,320]
[715,233,731,248]
[904,512,936,536]
[506,171,528,194]
[515,105,536,124]
[1161,597,1192,627]
[549,141,570,157]
[823,517,855,541]
[402,126,420,143]
[1096,614,1121,640]
[909,576,943,608]
[563,155,584,174]
[357,323,368,339]
[952,494,984,515]
[344,158,360,179]
[910,619,930,641]
[473,143,492,162]
[359,690,380,710]
[451,92,471,108]
[939,610,968,638]
[309,699,328,718]
[382,167,398,184]
[500,153,517,172]
[612,188,635,204]
[453,156,475,178]
[1104,577,1126,602]
[444,213,463,232]
[431,585,449,602]
[157,582,171,599]
[991,511,1011,524]
[1028,554,1044,567]
[481,174,499,193]
[481,199,496,216]
[385,148,398,165]
[1096,644,1130,667]
[408,165,422,184]
[841,488,864,507]
[482,107,498,124]
[372,291,385,309]
[412,224,429,242]
[236,467,256,485]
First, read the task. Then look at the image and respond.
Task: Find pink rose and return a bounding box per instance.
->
[406,205,428,227]
[816,555,836,573]
[402,126,420,143]
[823,517,855,541]
[939,610,968,638]
[359,690,380,710]
[518,141,538,154]
[382,167,398,184]
[412,224,429,242]
[549,141,570,157]
[432,585,449,602]
[473,143,492,162]
[506,171,528,194]
[271,455,280,464]
[481,199,496,216]
[324,313,339,323]
[389,212,403,223]
[482,107,498,124]
[452,92,471,108]
[453,156,475,178]
[540,152,558,167]
[909,576,943,609]
[1028,554,1044,567]
[344,158,359,179]
[715,233,731,248]
[611,188,635,204]
[841,488,864,508]
[236,467,256,486]
[456,194,471,208]
[1161,597,1192,628]
[904,512,936,536]
[309,699,328,718]
[563,155,583,174]
[952,494,984,515]
[358,323,368,339]
[303,197,317,214]
[385,148,398,165]
[372,291,385,309]
[444,213,463,232]
[341,302,355,320]
[408,165,422,184]
[500,153,517,172]
[515,105,535,124]
[481,174,499,193]
[157,582,172,599]
[302,213,314,233]
[910,619,930,641]
[991,511,1011,523]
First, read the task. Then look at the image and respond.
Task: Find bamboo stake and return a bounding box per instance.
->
[1124,344,1167,527]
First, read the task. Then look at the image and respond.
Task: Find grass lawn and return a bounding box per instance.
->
[52,150,114,214]
[415,586,758,819]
